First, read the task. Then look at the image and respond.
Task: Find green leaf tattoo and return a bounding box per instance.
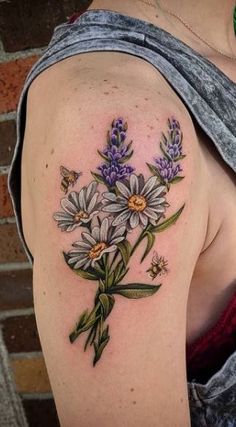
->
[108,283,161,299]
[53,117,186,365]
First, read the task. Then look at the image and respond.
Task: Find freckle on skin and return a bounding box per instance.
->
[43,291,46,296]
[50,148,54,155]
[130,388,134,392]
[133,401,136,405]
[46,164,48,169]
[103,92,109,95]
[135,105,138,108]
[103,79,108,82]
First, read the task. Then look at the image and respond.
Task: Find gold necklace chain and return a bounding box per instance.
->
[136,0,236,60]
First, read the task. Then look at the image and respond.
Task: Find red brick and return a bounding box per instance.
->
[0,269,33,310]
[0,174,14,218]
[0,223,28,263]
[2,314,41,353]
[11,356,51,393]
[0,56,39,114]
[0,1,93,52]
[0,120,16,166]
[23,399,60,427]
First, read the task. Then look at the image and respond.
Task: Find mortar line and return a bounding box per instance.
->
[0,217,16,225]
[0,165,10,174]
[10,351,42,360]
[0,307,34,320]
[0,40,46,62]
[0,111,16,122]
[0,262,31,271]
[20,392,53,400]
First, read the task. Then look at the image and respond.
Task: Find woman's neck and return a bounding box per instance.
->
[155,0,236,56]
[88,0,236,57]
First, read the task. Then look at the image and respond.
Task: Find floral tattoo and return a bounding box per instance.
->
[53,117,185,366]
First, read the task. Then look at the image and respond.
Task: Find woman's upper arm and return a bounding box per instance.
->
[22,55,208,427]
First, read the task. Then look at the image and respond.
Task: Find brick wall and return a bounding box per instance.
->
[0,1,92,425]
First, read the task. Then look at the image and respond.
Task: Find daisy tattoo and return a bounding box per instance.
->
[102,175,167,229]
[53,117,186,366]
[53,181,101,232]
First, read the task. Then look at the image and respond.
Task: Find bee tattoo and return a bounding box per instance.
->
[60,166,81,194]
[147,252,168,280]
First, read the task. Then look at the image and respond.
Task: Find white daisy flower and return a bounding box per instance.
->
[67,217,126,270]
[53,181,100,231]
[102,174,167,229]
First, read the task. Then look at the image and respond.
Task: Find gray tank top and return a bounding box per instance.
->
[8,9,236,426]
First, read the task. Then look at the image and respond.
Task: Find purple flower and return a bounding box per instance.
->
[98,162,134,186]
[168,117,181,131]
[155,157,182,183]
[162,117,183,161]
[112,117,127,133]
[166,139,182,160]
[96,118,134,187]
[103,144,130,162]
[108,117,127,146]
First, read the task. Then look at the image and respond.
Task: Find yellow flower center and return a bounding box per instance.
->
[74,211,89,222]
[128,194,147,212]
[89,242,108,259]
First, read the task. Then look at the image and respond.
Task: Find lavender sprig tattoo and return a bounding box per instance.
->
[53,117,186,366]
[147,117,185,188]
[94,118,135,188]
